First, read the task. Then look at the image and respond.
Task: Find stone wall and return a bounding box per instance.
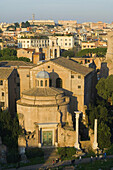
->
[58,124,76,147]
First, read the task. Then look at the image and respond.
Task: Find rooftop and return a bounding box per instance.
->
[50,57,94,76]
[22,87,63,96]
[0,68,14,79]
[0,61,36,67]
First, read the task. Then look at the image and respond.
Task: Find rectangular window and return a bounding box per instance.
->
[2,92,4,96]
[71,75,74,78]
[78,75,81,79]
[69,43,71,46]
[78,85,81,89]
[0,80,3,85]
[65,43,67,46]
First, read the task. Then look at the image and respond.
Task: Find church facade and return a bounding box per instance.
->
[17,57,96,148]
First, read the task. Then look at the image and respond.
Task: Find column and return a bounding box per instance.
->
[93,119,98,149]
[55,128,58,147]
[74,111,81,149]
[38,128,42,148]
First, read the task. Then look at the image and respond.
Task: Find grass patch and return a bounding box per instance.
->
[83,150,95,158]
[20,156,44,167]
[51,159,113,170]
[77,159,113,170]
[57,147,76,160]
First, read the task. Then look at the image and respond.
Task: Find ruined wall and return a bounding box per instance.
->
[58,125,76,147]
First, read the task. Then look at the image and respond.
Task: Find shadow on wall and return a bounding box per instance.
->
[49,70,63,88]
[100,62,109,79]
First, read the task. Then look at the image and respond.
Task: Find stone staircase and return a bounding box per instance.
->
[42,148,59,164]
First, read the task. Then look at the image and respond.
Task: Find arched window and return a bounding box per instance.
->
[49,79,52,87]
[45,80,47,87]
[56,78,62,88]
[41,80,43,87]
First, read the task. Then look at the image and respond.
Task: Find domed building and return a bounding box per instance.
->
[17,70,76,148]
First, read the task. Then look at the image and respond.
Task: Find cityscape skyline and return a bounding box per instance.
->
[0,0,113,23]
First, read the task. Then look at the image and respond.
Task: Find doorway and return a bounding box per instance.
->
[43,131,53,146]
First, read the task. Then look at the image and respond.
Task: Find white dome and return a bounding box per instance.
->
[36,71,50,79]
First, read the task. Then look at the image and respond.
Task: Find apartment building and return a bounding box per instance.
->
[58,20,77,27]
[28,20,55,26]
[56,35,74,50]
[81,41,96,50]
[18,38,49,48]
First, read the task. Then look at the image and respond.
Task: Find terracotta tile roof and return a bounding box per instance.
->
[0,68,14,79]
[22,87,63,96]
[0,61,36,67]
[51,57,94,76]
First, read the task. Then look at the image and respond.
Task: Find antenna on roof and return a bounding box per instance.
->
[32,14,35,21]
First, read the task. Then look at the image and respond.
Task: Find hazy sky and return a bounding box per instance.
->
[0,0,113,23]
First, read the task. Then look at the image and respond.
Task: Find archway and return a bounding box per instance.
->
[56,78,62,88]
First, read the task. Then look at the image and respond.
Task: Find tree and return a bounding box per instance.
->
[18,57,30,62]
[0,29,3,33]
[14,22,20,28]
[96,75,113,103]
[0,48,17,57]
[21,21,30,28]
[88,104,108,129]
[98,122,111,149]
[76,48,107,58]
[61,50,75,58]
[0,110,22,149]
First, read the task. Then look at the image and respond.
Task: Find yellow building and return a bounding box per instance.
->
[81,41,96,50]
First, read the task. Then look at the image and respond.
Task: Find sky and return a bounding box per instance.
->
[0,0,113,23]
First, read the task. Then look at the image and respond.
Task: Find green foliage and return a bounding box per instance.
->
[0,48,30,62]
[0,110,22,149]
[7,25,16,31]
[18,57,30,62]
[98,122,111,149]
[88,104,108,129]
[88,102,112,148]
[0,29,3,33]
[76,47,107,57]
[61,50,75,58]
[21,21,30,28]
[0,48,17,57]
[87,81,113,149]
[25,147,44,159]
[0,55,18,61]
[14,22,20,28]
[96,75,113,102]
[45,25,54,28]
[7,149,20,163]
[77,159,113,170]
[106,144,113,155]
[57,147,76,160]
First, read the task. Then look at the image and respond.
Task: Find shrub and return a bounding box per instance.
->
[7,149,20,163]
[57,147,76,160]
[25,147,44,159]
